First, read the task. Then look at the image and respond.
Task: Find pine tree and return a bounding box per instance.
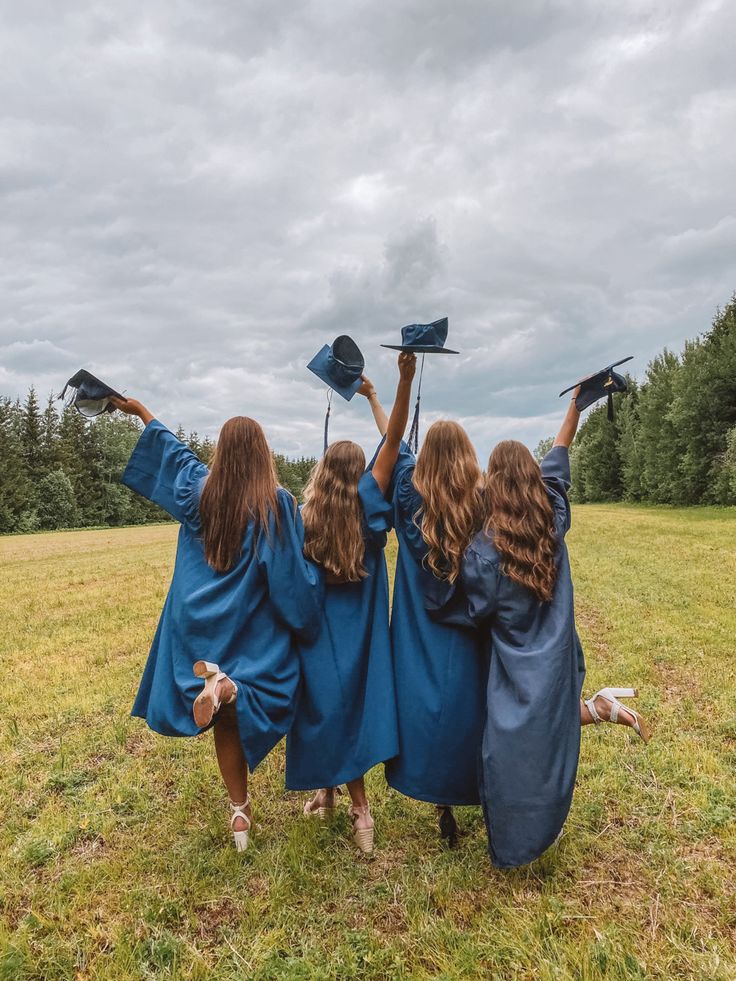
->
[22,386,44,483]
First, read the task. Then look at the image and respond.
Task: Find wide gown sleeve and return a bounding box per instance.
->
[258,490,324,644]
[424,538,500,628]
[122,420,208,525]
[357,470,393,548]
[541,445,572,535]
[392,441,428,564]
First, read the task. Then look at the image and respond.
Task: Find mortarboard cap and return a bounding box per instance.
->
[59,369,125,419]
[307,335,365,452]
[381,317,458,354]
[559,356,633,422]
[307,335,365,402]
[381,317,458,452]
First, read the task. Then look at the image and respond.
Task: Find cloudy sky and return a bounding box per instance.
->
[2,0,735,457]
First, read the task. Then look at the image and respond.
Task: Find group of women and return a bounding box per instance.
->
[111,350,649,868]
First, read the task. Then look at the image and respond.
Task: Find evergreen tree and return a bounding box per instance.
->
[637,350,682,503]
[36,469,78,529]
[616,379,644,501]
[0,398,31,532]
[40,394,61,471]
[571,403,622,502]
[669,297,736,503]
[22,386,44,484]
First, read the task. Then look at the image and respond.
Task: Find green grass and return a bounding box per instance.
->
[0,508,734,979]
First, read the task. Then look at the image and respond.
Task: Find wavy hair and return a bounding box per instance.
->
[302,440,367,582]
[199,416,280,573]
[483,440,558,603]
[412,421,483,583]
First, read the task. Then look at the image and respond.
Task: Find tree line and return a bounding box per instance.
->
[0,394,316,534]
[535,295,736,505]
[4,294,735,533]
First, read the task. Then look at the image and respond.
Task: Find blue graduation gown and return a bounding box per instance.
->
[285,466,399,789]
[384,444,489,806]
[123,420,323,771]
[425,445,586,867]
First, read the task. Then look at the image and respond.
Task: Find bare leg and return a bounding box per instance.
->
[346,777,372,831]
[346,775,374,853]
[213,700,250,832]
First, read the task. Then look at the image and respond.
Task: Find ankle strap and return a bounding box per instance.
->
[585,695,603,723]
[229,796,252,830]
[229,794,251,810]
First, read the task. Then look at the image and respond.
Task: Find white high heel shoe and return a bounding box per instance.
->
[349,803,375,855]
[229,796,252,852]
[192,660,236,728]
[585,687,650,743]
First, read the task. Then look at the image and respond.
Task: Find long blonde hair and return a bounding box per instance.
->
[412,420,483,583]
[302,440,367,582]
[199,416,280,573]
[483,440,558,603]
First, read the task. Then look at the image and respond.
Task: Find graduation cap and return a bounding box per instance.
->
[382,317,458,452]
[559,356,633,422]
[380,317,458,354]
[59,369,125,419]
[307,335,365,452]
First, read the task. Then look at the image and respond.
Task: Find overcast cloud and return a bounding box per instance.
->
[2,0,735,457]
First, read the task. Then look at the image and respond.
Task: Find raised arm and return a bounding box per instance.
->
[109,395,155,427]
[553,387,581,448]
[371,353,417,495]
[357,375,388,436]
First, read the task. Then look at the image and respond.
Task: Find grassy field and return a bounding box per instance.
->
[1,507,734,980]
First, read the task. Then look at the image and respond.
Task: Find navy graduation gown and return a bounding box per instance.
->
[425,445,586,867]
[123,420,323,771]
[285,464,399,789]
[384,443,489,806]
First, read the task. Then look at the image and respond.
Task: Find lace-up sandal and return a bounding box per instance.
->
[192,660,237,728]
[585,687,650,743]
[348,803,375,854]
[229,796,252,852]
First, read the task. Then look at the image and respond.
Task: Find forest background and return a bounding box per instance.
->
[2,296,735,535]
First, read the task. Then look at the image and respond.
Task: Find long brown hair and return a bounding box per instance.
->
[412,420,483,583]
[302,440,367,582]
[483,440,558,603]
[199,416,280,573]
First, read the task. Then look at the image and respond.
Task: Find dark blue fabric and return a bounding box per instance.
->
[306,337,364,401]
[426,444,586,866]
[123,420,323,771]
[401,318,448,348]
[286,451,399,788]
[381,317,458,354]
[384,442,489,806]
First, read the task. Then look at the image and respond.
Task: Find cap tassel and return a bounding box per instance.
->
[607,391,614,422]
[323,390,333,455]
[407,355,425,454]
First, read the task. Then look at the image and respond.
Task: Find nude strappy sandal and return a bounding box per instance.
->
[192,660,236,728]
[348,803,374,855]
[585,687,650,743]
[229,796,252,852]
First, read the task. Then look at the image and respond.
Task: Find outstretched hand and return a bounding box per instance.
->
[357,376,376,398]
[109,395,138,415]
[109,396,155,426]
[398,352,416,381]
